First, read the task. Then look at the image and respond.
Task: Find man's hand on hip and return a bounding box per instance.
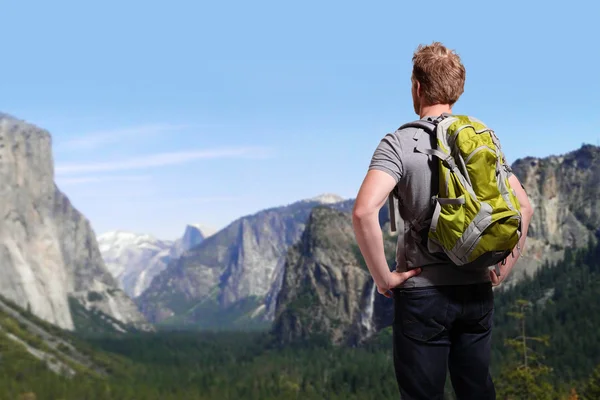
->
[377,268,422,298]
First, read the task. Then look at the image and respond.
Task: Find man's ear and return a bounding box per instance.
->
[416,80,422,97]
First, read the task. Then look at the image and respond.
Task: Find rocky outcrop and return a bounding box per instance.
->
[272,206,371,345]
[506,144,600,283]
[0,113,148,331]
[137,195,349,326]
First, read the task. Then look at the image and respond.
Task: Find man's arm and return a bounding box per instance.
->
[352,169,421,297]
[490,174,535,285]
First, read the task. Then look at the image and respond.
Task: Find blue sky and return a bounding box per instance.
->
[2,0,599,240]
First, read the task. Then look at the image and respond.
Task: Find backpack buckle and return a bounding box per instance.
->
[443,156,457,171]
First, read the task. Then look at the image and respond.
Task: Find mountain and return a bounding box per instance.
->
[0,113,149,332]
[138,144,600,336]
[98,231,174,298]
[272,144,600,345]
[271,206,373,345]
[98,224,212,298]
[505,144,600,283]
[170,224,216,258]
[136,194,351,328]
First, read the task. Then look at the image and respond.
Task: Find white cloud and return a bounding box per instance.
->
[55,124,190,151]
[57,175,152,185]
[55,146,273,175]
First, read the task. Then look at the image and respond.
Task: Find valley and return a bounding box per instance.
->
[1,112,599,399]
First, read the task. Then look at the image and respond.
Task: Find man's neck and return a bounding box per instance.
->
[419,104,452,119]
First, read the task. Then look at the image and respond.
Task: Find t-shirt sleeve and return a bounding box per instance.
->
[368,133,403,183]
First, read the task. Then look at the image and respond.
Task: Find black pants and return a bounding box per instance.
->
[392,283,495,400]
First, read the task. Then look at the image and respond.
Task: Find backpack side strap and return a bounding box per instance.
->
[388,193,397,232]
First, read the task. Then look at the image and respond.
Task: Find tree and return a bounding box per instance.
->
[496,300,554,399]
[582,364,600,400]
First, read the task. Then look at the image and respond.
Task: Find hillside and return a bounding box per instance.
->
[491,234,600,385]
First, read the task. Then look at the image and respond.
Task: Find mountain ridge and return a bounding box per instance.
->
[98,224,209,298]
[136,193,350,327]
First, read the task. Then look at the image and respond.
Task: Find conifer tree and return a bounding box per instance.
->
[582,364,600,400]
[496,300,554,399]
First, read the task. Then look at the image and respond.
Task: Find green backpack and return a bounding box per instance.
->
[388,114,522,271]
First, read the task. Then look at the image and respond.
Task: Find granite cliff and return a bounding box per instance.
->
[0,113,148,331]
[271,207,372,344]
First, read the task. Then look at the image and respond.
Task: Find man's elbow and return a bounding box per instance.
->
[521,203,534,219]
[352,205,376,224]
[352,206,367,223]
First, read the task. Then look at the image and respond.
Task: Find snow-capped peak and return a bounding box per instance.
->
[97,231,168,247]
[98,224,214,298]
[305,193,345,204]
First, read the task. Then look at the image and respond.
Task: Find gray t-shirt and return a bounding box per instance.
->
[368,115,510,288]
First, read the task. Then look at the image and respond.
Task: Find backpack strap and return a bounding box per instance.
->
[415,147,458,170]
[387,115,452,233]
[398,119,437,132]
[388,193,397,232]
[398,113,450,132]
[388,118,438,233]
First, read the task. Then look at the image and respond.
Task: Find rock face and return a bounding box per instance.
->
[272,206,371,345]
[98,225,210,299]
[169,224,215,259]
[506,144,600,283]
[0,113,148,331]
[136,195,350,327]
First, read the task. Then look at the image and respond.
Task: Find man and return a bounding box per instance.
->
[352,42,534,399]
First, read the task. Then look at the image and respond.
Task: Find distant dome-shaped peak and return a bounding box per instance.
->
[306,193,345,204]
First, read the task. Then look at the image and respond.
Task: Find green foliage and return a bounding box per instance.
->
[69,297,130,337]
[496,365,554,400]
[582,364,600,400]
[0,325,404,399]
[0,231,599,399]
[158,295,269,332]
[495,300,554,399]
[492,238,600,388]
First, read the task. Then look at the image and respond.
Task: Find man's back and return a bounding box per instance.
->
[369,115,493,288]
[352,42,534,399]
